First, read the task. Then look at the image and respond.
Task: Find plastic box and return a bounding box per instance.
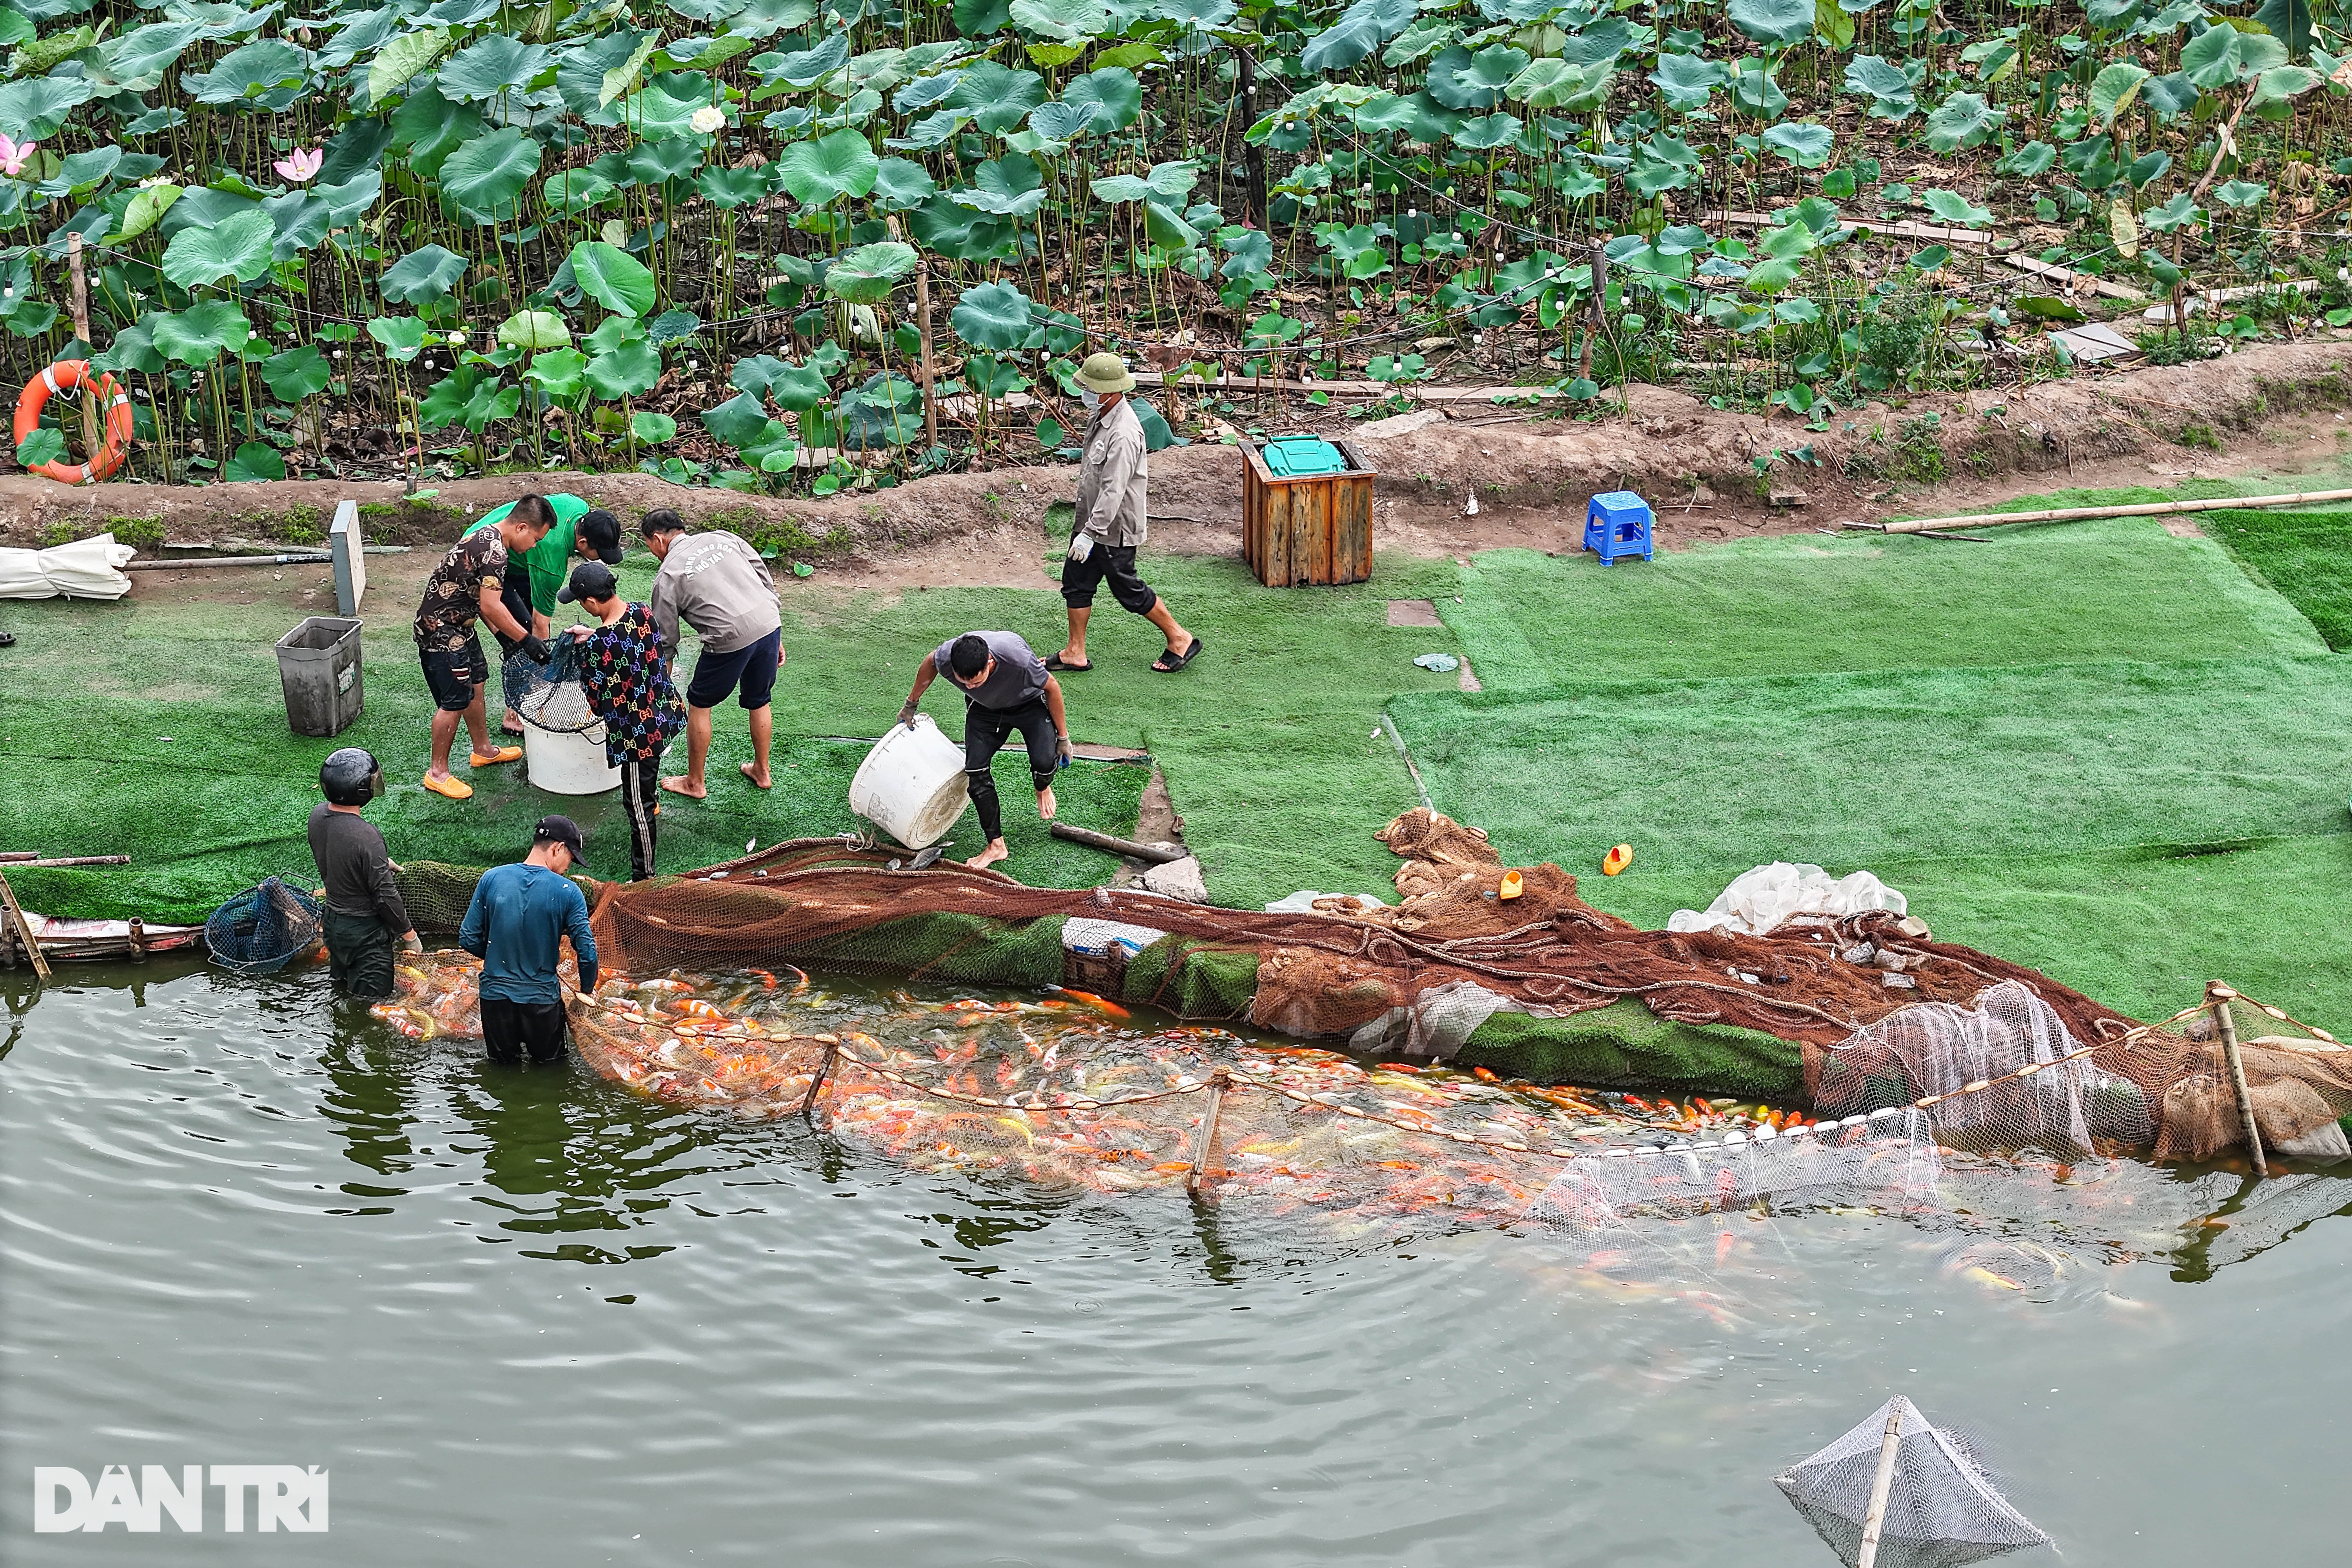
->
[274,615,365,737]
[1259,436,1349,477]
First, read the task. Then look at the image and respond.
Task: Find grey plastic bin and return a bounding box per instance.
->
[275,616,365,737]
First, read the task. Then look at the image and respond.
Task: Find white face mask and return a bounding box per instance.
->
[1080,388,1101,411]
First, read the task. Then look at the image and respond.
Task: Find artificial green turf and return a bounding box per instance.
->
[2199,505,2352,652]
[1391,655,2352,882]
[1441,514,2323,691]
[3,545,1462,921]
[0,555,1146,923]
[773,551,1471,910]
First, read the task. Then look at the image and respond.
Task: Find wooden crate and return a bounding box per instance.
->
[1241,437,1377,587]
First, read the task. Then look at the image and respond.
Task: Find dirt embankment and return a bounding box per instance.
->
[6,340,2351,566]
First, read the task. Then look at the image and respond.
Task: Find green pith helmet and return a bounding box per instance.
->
[1074,352,1136,394]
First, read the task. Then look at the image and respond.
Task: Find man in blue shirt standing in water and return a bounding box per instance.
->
[458,815,600,1065]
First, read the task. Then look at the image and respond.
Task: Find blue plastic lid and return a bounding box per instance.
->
[1261,437,1348,477]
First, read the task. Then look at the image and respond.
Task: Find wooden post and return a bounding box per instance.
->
[799,1037,840,1121]
[1855,1398,1907,1568]
[1578,242,1606,381]
[2210,982,2268,1178]
[67,233,100,461]
[1232,47,1267,227]
[1187,1066,1230,1196]
[915,259,938,451]
[0,869,50,981]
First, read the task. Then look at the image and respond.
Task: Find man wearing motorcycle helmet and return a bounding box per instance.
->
[307,747,420,998]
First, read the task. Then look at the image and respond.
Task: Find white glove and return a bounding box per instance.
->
[1067,533,1094,563]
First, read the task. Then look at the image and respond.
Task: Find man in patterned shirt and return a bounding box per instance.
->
[414,507,552,801]
[561,561,686,881]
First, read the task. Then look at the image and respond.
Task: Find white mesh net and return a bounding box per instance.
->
[1776,1396,2051,1568]
[1815,981,2154,1157]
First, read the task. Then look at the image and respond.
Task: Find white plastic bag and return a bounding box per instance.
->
[0,532,136,599]
[1668,862,1905,936]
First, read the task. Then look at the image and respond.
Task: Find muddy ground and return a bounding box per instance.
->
[7,339,2352,570]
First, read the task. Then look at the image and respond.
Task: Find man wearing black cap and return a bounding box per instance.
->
[561,560,686,882]
[457,816,600,1065]
[462,494,628,734]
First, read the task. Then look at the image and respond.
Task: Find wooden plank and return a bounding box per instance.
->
[1338,474,1374,582]
[1304,479,1332,585]
[2002,252,2146,301]
[1262,482,1291,586]
[1711,209,1992,248]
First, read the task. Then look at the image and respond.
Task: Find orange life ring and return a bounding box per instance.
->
[14,359,133,484]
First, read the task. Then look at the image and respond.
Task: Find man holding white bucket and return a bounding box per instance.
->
[899,632,1072,870]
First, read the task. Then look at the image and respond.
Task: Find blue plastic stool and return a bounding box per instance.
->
[1583,491,1654,565]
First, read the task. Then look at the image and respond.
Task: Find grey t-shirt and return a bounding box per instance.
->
[931,630,1048,710]
[649,530,782,656]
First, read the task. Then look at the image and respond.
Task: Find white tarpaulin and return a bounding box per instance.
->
[0,532,135,599]
[1668,862,1906,936]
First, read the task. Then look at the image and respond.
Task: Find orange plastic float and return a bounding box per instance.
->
[1601,844,1633,876]
[1497,869,1524,900]
[14,359,133,483]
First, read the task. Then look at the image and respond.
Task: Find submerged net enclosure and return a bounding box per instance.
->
[567,810,2352,1165]
[360,807,2352,1258]
[203,877,322,977]
[1776,1396,2051,1568]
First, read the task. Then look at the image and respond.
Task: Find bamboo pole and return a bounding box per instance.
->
[125,553,332,570]
[1855,1399,1908,1568]
[1187,1066,1230,1197]
[0,855,131,869]
[0,869,51,981]
[799,1037,840,1121]
[68,233,100,462]
[915,258,938,452]
[1879,487,2352,535]
[2210,983,2269,1179]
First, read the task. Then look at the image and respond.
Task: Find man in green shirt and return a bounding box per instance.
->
[463,494,626,732]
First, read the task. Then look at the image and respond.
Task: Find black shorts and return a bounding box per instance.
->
[418,633,488,713]
[1061,543,1158,615]
[686,627,782,710]
[481,996,569,1065]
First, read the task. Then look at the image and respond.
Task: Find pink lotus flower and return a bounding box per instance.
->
[0,134,37,178]
[273,147,323,185]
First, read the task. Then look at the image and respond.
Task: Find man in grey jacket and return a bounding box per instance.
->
[1050,354,1201,676]
[642,509,786,798]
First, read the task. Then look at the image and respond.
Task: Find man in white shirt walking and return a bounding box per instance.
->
[1050,354,1202,677]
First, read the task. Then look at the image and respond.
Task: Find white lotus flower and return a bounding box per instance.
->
[690,105,726,136]
[447,331,465,346]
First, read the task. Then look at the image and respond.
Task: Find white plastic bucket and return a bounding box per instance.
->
[524,722,622,795]
[849,714,969,848]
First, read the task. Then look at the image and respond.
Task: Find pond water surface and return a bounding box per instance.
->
[4,962,2346,1564]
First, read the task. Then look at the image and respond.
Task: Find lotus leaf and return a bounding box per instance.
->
[825,240,918,302]
[381,245,468,305]
[497,309,572,350]
[778,128,881,206]
[161,209,276,288]
[441,127,544,223]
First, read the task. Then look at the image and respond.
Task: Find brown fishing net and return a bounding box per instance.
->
[541,809,2350,1170]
